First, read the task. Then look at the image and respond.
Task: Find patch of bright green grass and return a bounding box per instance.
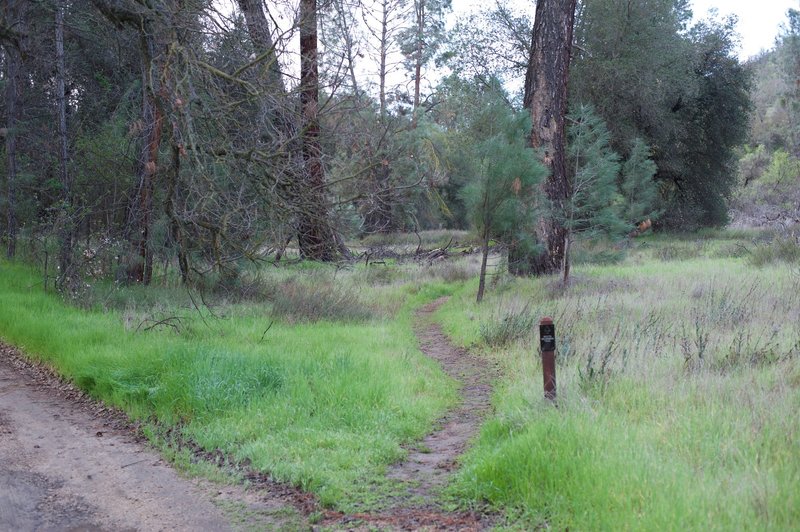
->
[0,261,457,510]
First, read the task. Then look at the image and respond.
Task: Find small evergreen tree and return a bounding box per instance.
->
[459,92,545,302]
[561,104,627,283]
[620,137,660,228]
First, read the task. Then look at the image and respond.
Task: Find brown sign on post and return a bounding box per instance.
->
[539,317,556,401]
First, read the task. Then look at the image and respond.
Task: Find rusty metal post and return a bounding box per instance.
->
[539,317,556,401]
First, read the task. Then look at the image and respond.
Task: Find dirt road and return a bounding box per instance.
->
[0,345,304,532]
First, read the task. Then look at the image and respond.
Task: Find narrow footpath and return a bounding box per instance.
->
[322,297,497,530]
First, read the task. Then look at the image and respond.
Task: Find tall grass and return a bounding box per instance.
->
[0,261,457,509]
[437,247,800,529]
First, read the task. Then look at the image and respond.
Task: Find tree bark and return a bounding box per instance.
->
[331,0,360,93]
[167,137,189,285]
[364,0,403,120]
[365,0,401,232]
[237,0,339,261]
[297,0,337,261]
[4,44,20,260]
[411,0,425,129]
[55,0,75,290]
[522,22,536,110]
[2,1,23,259]
[125,24,165,284]
[362,162,394,234]
[378,0,390,118]
[476,230,489,303]
[235,0,284,94]
[514,0,577,276]
[90,0,178,285]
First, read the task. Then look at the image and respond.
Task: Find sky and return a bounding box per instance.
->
[214,0,798,96]
[451,0,799,60]
[690,0,798,58]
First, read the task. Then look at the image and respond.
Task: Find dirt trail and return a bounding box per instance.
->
[323,297,497,530]
[0,344,306,532]
[387,297,495,498]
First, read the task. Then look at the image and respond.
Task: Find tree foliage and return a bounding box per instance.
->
[571,0,751,227]
[0,0,765,290]
[563,105,626,243]
[779,8,800,155]
[458,84,544,300]
[620,138,660,226]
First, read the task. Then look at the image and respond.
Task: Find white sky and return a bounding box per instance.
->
[451,0,799,60]
[690,0,798,58]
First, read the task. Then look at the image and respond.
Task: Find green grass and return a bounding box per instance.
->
[0,261,458,510]
[436,241,800,529]
[3,231,799,528]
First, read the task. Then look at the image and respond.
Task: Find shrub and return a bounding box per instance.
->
[210,271,271,302]
[269,279,374,323]
[714,328,782,370]
[655,242,705,261]
[711,242,751,259]
[572,246,626,266]
[426,260,474,283]
[360,265,397,285]
[479,304,537,347]
[748,236,800,267]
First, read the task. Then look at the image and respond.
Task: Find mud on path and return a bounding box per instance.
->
[0,344,307,532]
[323,297,498,530]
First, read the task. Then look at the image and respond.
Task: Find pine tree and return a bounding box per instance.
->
[561,104,627,283]
[620,138,660,227]
[460,91,545,302]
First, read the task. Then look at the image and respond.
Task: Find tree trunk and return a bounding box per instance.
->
[167,138,189,285]
[373,1,396,231]
[378,0,390,118]
[332,0,360,93]
[362,154,394,234]
[522,23,536,110]
[3,36,21,260]
[235,0,284,94]
[411,0,425,129]
[366,0,403,120]
[476,231,490,303]
[236,0,296,176]
[55,0,75,291]
[126,27,164,284]
[128,8,180,285]
[298,0,337,261]
[514,0,577,276]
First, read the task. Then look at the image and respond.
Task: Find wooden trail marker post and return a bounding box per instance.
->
[539,317,556,401]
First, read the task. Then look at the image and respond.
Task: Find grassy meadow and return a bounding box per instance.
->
[1,229,799,528]
[437,232,800,529]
